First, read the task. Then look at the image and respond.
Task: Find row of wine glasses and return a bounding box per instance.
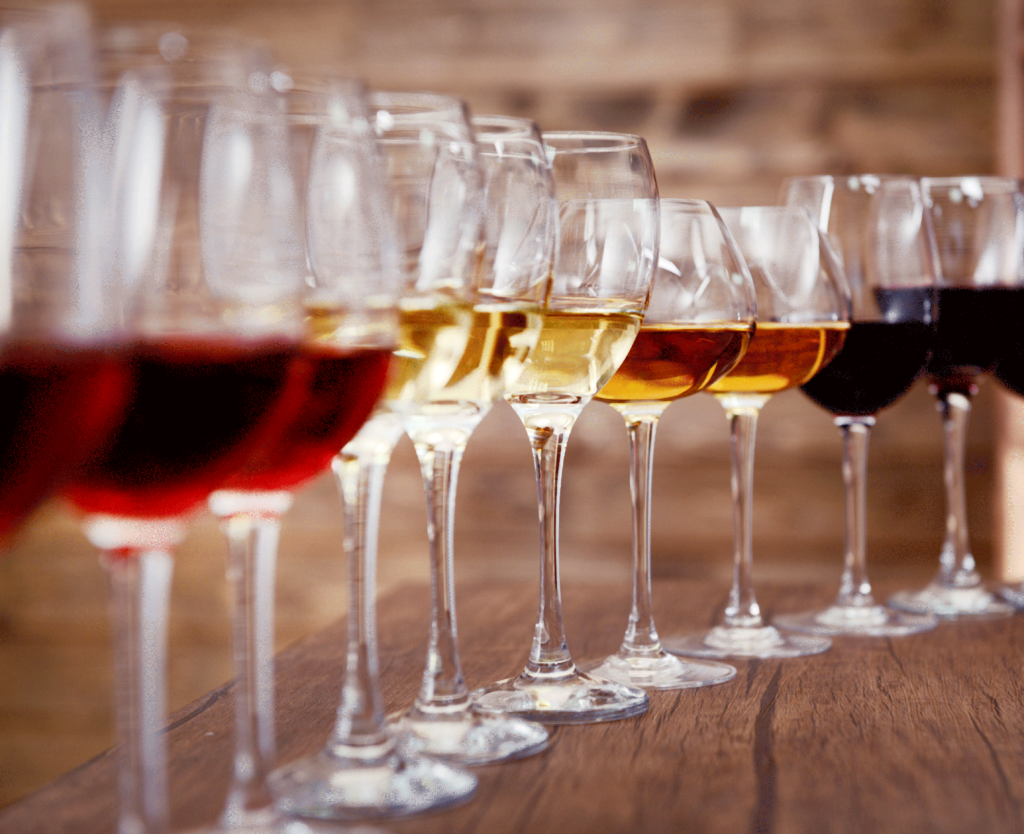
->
[10,5,1024,832]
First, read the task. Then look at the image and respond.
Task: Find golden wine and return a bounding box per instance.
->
[508,308,643,400]
[436,303,543,406]
[707,321,848,396]
[596,323,752,404]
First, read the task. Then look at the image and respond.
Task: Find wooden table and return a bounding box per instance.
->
[3,578,1024,834]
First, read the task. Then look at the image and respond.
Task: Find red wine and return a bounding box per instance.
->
[800,321,932,416]
[992,288,1024,396]
[225,345,391,493]
[925,286,1017,397]
[0,342,132,541]
[65,339,298,519]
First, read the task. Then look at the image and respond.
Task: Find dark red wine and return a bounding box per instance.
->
[925,286,1018,397]
[225,345,391,493]
[992,288,1024,396]
[800,321,932,416]
[0,342,132,542]
[65,339,298,519]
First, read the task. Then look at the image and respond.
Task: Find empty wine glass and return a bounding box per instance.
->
[664,206,850,660]
[269,91,485,821]
[0,3,130,547]
[578,198,754,689]
[887,176,1023,618]
[61,26,303,834]
[472,131,658,724]
[385,115,553,763]
[773,175,939,636]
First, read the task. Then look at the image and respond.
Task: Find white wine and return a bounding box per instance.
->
[435,302,543,408]
[507,307,643,402]
[385,295,475,407]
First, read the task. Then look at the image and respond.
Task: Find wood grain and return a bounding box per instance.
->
[4,578,1024,834]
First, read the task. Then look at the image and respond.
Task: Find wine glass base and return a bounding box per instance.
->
[887,584,1014,619]
[999,583,1024,608]
[470,669,649,725]
[386,706,549,766]
[663,625,831,660]
[269,742,477,822]
[579,651,736,690]
[183,807,322,834]
[773,604,937,637]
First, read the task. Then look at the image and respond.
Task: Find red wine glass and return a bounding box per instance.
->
[61,26,303,834]
[774,175,939,636]
[0,4,131,548]
[268,91,487,821]
[186,70,400,834]
[887,176,1022,618]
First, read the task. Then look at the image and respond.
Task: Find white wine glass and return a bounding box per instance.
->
[385,115,553,763]
[579,198,754,689]
[472,131,659,724]
[62,25,304,834]
[269,91,484,821]
[888,176,1023,618]
[663,206,850,660]
[774,175,939,636]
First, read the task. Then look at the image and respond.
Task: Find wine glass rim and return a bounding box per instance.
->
[471,114,541,138]
[367,89,468,117]
[541,129,648,150]
[921,175,1023,192]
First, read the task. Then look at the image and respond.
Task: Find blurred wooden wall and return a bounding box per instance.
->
[0,0,1006,810]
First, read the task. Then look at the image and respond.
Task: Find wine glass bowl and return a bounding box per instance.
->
[579,197,754,690]
[773,174,940,637]
[664,205,851,660]
[471,131,658,723]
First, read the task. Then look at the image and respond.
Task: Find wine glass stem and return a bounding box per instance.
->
[218,509,287,824]
[835,416,877,607]
[938,392,979,587]
[723,403,764,628]
[621,416,662,654]
[330,413,403,748]
[409,424,478,711]
[525,423,575,677]
[104,547,174,834]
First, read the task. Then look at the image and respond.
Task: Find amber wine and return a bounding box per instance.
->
[436,303,543,406]
[707,321,848,396]
[596,323,752,404]
[507,308,643,400]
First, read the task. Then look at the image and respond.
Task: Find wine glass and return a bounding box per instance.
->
[578,198,754,690]
[472,131,659,724]
[186,69,401,834]
[663,206,850,660]
[385,115,553,762]
[772,175,940,636]
[0,3,130,547]
[268,91,487,821]
[887,176,1023,618]
[60,26,303,834]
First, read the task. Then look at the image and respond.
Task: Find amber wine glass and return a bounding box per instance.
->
[580,199,754,690]
[774,175,939,637]
[269,91,484,821]
[472,131,658,724]
[386,115,553,763]
[664,206,850,660]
